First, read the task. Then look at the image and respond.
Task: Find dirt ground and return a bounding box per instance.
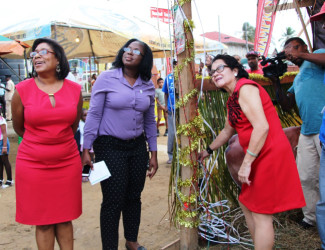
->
[1,123,323,250]
[0,124,180,250]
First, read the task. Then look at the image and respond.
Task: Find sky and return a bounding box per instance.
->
[106,0,309,51]
[0,0,312,53]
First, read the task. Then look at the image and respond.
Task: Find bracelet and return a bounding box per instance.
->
[246,149,258,157]
[206,145,213,155]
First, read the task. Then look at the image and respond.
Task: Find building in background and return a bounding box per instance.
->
[201,32,254,61]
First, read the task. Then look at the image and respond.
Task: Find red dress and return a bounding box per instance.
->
[15,78,82,225]
[227,78,305,214]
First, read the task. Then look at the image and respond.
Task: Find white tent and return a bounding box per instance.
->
[0,6,170,62]
[0,2,226,62]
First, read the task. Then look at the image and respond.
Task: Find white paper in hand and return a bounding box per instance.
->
[89,161,111,185]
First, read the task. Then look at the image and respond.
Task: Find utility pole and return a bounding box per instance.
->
[245,22,249,52]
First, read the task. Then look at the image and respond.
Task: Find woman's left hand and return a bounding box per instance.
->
[238,163,252,186]
[147,152,158,179]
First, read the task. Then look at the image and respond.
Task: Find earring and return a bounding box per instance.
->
[56,64,61,73]
[234,73,237,77]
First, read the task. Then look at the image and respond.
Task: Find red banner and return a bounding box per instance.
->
[254,0,278,56]
[150,7,172,24]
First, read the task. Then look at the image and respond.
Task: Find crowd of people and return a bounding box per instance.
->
[0,3,323,250]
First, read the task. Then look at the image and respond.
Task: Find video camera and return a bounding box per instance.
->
[261,51,287,78]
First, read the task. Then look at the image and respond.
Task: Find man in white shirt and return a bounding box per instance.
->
[0,79,6,119]
[5,75,15,121]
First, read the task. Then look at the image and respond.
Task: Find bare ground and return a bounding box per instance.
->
[0,123,322,249]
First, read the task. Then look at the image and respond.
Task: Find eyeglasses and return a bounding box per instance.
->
[123,47,144,56]
[30,49,55,58]
[210,65,229,75]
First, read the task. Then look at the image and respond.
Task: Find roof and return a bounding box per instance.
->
[201,32,254,46]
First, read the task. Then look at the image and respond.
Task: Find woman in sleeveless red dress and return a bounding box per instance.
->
[12,38,83,249]
[199,55,305,249]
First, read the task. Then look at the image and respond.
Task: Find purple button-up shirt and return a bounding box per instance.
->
[83,68,157,151]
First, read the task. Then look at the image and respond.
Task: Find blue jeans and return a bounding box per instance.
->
[317,142,325,249]
[167,110,175,161]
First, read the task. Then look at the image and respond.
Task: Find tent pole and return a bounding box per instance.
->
[87,30,95,58]
[85,61,88,93]
[24,49,29,78]
[89,56,92,81]
[0,57,23,81]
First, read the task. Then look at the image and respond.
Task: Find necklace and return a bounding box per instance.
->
[36,77,62,95]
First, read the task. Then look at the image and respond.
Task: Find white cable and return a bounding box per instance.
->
[191,1,254,248]
[162,1,253,248]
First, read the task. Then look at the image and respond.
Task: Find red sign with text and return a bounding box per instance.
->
[150,7,172,24]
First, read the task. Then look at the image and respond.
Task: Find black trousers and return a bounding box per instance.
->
[93,134,149,250]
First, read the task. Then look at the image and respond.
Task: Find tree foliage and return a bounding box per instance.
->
[279,27,296,46]
[242,22,255,43]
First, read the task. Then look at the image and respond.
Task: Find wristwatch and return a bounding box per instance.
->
[206,145,213,154]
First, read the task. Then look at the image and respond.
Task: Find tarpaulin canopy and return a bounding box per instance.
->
[0,35,27,56]
[0,4,227,62]
[0,6,175,62]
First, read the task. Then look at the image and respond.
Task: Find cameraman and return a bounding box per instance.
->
[310,3,325,249]
[274,37,325,230]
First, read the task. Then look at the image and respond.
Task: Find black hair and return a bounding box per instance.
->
[157,77,163,83]
[112,38,153,81]
[284,37,306,47]
[31,38,70,80]
[212,54,249,79]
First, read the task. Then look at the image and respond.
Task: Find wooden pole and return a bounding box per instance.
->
[178,2,198,249]
[293,0,313,51]
[89,56,92,78]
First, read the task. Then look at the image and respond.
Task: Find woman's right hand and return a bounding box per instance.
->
[198,150,209,162]
[238,163,252,186]
[82,149,94,170]
[2,147,7,155]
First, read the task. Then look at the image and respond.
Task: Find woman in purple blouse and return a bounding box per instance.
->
[82,38,158,250]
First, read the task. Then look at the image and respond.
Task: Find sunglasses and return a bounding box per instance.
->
[123,47,144,56]
[30,49,55,58]
[210,65,229,75]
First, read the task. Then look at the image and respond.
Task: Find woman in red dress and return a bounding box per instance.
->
[198,54,305,249]
[12,38,83,249]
